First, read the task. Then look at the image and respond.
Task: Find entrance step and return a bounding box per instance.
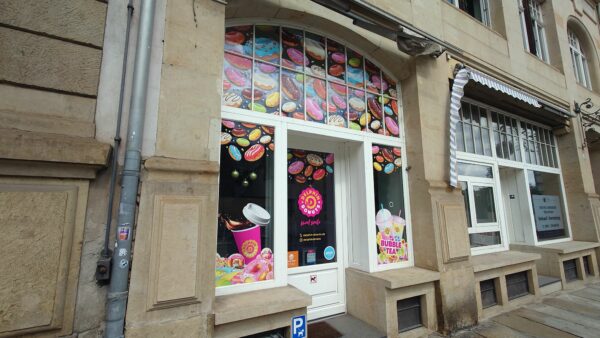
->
[538,275,562,295]
[308,314,386,338]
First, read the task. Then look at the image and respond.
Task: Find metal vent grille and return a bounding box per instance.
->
[563,259,578,282]
[506,271,530,300]
[480,278,497,309]
[242,328,286,338]
[397,296,423,332]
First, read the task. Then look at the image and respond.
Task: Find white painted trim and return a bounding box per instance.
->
[456,97,573,249]
[217,20,415,297]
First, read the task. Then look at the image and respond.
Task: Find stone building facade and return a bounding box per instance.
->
[3,0,600,337]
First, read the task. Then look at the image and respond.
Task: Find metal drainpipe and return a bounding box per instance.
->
[105,0,156,336]
[101,0,134,260]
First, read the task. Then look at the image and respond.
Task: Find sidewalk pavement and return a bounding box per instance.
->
[433,281,600,338]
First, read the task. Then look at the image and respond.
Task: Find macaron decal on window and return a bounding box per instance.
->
[372,144,408,265]
[216,120,275,286]
[222,25,400,137]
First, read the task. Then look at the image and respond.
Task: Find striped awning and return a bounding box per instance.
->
[468,68,542,108]
[448,66,570,187]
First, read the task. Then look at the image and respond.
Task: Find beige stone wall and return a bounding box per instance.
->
[0,1,111,337]
[110,0,600,336]
[124,1,225,336]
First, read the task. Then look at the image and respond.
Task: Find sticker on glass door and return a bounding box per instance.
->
[287,149,336,267]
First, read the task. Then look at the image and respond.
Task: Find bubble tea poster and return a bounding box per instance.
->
[372,144,408,265]
[287,149,336,267]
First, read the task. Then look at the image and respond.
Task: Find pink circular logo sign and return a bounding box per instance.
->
[298,187,323,217]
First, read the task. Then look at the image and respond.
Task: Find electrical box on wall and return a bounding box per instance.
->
[96,257,112,284]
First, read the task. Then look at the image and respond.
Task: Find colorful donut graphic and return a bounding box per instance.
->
[298,187,323,217]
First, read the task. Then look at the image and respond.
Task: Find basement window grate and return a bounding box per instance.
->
[506,271,530,300]
[397,296,423,332]
[480,278,498,309]
[563,259,579,282]
[242,328,286,338]
[583,256,593,276]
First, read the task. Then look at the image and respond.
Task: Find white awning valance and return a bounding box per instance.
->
[467,68,541,108]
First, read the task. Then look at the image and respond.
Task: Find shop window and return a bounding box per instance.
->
[373,144,409,265]
[447,0,491,26]
[519,0,549,62]
[459,162,503,250]
[456,101,492,156]
[506,271,530,300]
[216,120,275,287]
[457,98,571,250]
[563,259,578,282]
[469,232,501,247]
[287,149,337,267]
[479,278,498,308]
[458,162,493,178]
[568,30,592,90]
[521,122,557,168]
[528,170,568,241]
[223,25,400,137]
[397,296,423,332]
[491,111,521,162]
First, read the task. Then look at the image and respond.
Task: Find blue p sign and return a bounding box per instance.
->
[291,315,306,338]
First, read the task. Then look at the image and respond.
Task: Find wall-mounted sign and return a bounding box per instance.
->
[532,195,564,232]
[291,315,307,338]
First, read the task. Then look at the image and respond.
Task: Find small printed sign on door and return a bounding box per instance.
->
[288,250,299,268]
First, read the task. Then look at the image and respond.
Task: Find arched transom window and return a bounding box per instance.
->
[222,25,401,137]
[568,30,592,89]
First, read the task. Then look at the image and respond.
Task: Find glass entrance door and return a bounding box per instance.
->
[286,140,345,320]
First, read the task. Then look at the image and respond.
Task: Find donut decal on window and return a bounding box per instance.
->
[222,25,401,138]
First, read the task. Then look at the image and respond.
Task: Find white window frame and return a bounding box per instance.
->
[569,30,592,90]
[216,21,413,296]
[447,0,491,26]
[518,0,549,62]
[456,98,573,255]
[458,160,508,255]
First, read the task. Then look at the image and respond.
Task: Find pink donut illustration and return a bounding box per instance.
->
[306,98,324,121]
[332,94,347,110]
[286,48,308,66]
[385,116,399,136]
[225,67,247,87]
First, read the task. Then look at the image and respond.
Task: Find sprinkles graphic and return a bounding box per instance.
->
[298,187,323,217]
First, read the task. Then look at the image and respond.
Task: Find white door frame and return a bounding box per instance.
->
[287,133,350,320]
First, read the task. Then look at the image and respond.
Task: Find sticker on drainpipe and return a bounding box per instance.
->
[118,227,130,240]
[119,259,129,269]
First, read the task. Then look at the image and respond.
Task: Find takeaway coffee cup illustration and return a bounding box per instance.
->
[230,203,271,264]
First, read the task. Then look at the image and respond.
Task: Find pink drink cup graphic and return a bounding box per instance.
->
[231,225,262,264]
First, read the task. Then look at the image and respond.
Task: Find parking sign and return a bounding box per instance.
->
[291,315,306,338]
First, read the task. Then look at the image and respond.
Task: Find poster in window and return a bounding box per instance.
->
[287,149,336,267]
[216,120,275,287]
[372,144,408,265]
[532,195,564,232]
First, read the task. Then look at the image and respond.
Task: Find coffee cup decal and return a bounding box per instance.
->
[216,203,274,286]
